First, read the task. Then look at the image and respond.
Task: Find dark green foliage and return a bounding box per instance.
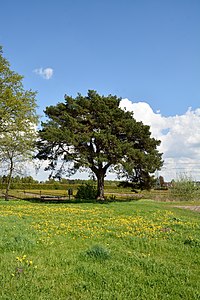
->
[75,183,97,200]
[117,157,160,191]
[184,237,200,247]
[85,245,110,260]
[36,90,163,198]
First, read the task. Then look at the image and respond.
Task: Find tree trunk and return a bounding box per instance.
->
[96,171,105,200]
[5,157,14,201]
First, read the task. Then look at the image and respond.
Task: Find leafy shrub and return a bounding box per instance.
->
[75,183,97,200]
[170,174,200,201]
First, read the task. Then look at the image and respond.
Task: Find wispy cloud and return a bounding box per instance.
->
[34,67,53,79]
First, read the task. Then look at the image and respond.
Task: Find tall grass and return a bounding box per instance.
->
[0,199,200,299]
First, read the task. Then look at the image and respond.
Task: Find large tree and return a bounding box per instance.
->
[37,90,163,199]
[0,46,38,200]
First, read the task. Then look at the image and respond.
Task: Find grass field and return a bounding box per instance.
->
[0,199,200,299]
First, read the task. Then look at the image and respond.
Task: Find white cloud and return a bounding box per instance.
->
[34,67,53,79]
[120,99,200,181]
[120,99,167,138]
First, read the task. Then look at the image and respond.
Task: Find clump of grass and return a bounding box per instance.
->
[184,236,200,247]
[85,245,111,260]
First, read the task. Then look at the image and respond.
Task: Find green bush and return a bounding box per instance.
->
[170,175,200,201]
[75,183,97,200]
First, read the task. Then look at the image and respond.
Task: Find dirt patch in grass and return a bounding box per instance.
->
[175,206,200,212]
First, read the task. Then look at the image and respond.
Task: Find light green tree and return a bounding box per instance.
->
[0,46,38,200]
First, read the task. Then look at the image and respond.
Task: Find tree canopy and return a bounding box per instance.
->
[0,46,38,200]
[0,46,38,134]
[37,90,163,198]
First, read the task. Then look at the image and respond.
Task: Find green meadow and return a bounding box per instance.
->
[0,199,200,300]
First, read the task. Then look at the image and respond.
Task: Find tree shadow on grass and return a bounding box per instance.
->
[22,196,142,204]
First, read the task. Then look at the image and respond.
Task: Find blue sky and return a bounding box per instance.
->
[1,0,200,117]
[1,0,200,180]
